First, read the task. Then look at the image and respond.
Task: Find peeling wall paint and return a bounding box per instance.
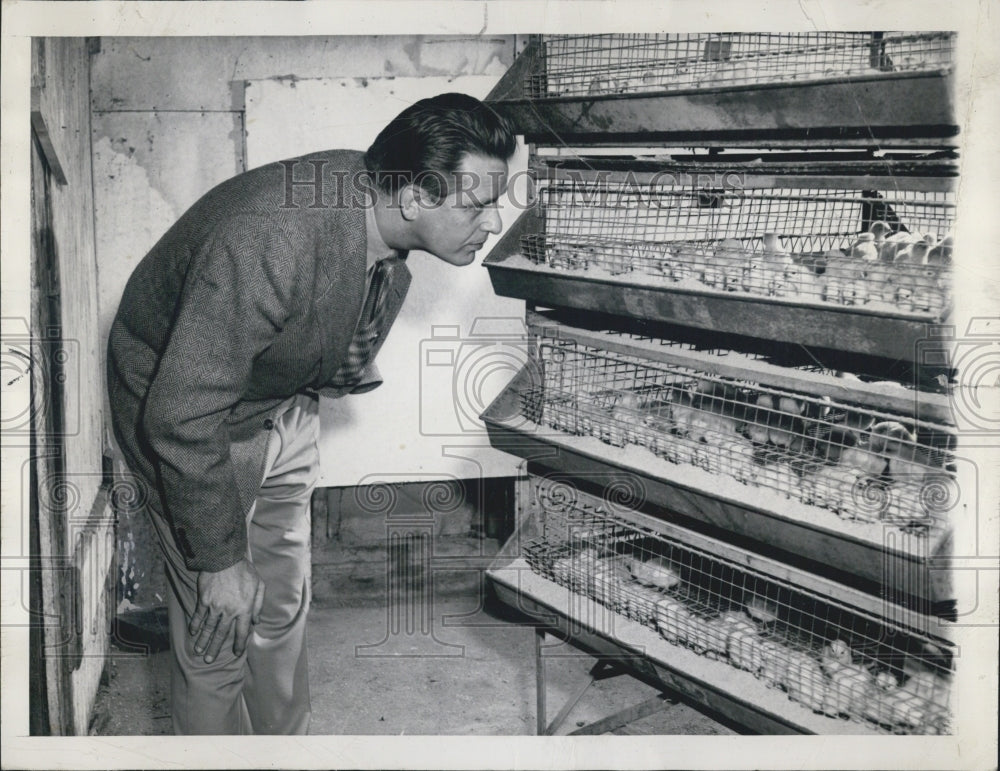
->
[93,114,241,611]
[91,36,515,112]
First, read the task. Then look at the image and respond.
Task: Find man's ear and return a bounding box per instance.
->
[399,184,422,222]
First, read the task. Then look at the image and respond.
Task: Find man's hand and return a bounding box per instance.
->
[190,558,265,663]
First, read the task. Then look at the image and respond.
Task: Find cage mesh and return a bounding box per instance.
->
[521,473,953,734]
[523,179,955,314]
[531,33,956,98]
[523,335,956,533]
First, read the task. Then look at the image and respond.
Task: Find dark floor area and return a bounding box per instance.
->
[90,534,735,736]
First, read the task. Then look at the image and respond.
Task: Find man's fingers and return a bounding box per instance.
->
[205,617,233,663]
[233,616,252,658]
[252,581,265,626]
[193,613,221,656]
[189,604,209,637]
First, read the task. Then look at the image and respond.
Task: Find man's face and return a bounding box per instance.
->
[411,152,509,266]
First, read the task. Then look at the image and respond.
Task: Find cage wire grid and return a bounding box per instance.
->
[531,33,956,98]
[519,337,957,533]
[522,180,955,313]
[520,474,952,734]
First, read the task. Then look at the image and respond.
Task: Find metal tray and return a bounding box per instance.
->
[482,211,953,363]
[487,563,886,735]
[487,39,957,146]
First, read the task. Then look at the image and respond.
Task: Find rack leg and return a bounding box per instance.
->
[544,662,605,735]
[535,632,677,736]
[535,627,546,736]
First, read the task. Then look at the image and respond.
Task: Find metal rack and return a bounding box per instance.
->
[497,473,953,735]
[534,33,955,97]
[482,32,958,735]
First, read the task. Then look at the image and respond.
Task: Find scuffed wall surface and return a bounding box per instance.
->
[90,36,513,111]
[91,35,516,611]
[33,37,113,737]
[92,113,242,612]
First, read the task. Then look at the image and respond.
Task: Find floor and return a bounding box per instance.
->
[90,535,737,736]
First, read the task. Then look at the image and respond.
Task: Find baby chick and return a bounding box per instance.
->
[781,263,822,300]
[745,595,779,625]
[926,234,953,267]
[821,257,867,305]
[870,421,938,483]
[655,595,693,645]
[879,230,919,264]
[821,639,854,673]
[863,259,896,304]
[720,611,765,674]
[824,662,873,717]
[588,76,614,95]
[610,390,643,445]
[807,424,859,465]
[893,239,930,266]
[722,434,758,483]
[741,255,770,295]
[602,243,635,275]
[714,241,749,292]
[808,463,862,515]
[745,394,774,446]
[628,556,682,590]
[849,232,880,262]
[839,443,889,477]
[785,650,829,713]
[869,221,893,255]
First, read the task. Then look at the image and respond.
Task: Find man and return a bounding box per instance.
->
[107,93,516,734]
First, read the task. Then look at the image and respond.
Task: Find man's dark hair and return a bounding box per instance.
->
[364,92,516,200]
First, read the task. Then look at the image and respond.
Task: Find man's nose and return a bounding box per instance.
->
[482,206,503,235]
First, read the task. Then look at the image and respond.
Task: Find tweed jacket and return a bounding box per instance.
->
[107,150,411,572]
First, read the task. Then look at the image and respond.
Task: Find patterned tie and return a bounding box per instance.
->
[328,256,400,388]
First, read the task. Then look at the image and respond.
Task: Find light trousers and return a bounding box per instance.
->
[150,393,320,734]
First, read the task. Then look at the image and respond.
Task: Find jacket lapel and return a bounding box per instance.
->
[314,156,369,388]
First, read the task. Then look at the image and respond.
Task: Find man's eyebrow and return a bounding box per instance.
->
[462,190,502,207]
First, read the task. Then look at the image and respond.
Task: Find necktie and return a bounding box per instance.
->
[328,257,399,388]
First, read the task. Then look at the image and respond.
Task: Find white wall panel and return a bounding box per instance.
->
[245,76,526,485]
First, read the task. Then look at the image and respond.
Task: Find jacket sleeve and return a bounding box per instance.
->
[142,215,298,572]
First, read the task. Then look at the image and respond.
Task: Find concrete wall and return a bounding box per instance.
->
[90,35,518,611]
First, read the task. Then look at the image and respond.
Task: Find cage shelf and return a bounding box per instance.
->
[534,33,955,98]
[487,473,953,735]
[486,34,957,144]
[480,323,955,604]
[484,164,956,362]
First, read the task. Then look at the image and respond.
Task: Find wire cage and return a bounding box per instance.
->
[531,33,957,98]
[521,334,957,534]
[521,177,955,315]
[520,474,953,734]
